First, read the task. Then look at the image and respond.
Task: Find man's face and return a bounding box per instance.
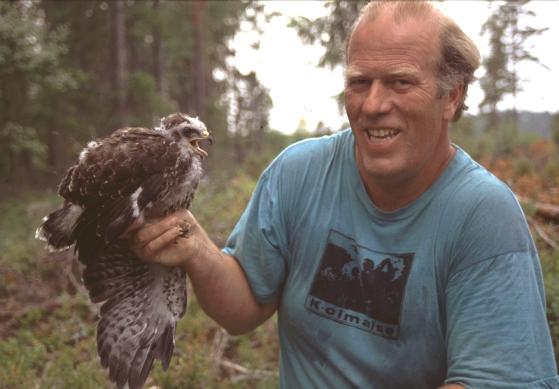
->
[344,12,460,203]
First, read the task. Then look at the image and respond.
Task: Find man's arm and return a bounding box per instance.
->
[127,209,278,335]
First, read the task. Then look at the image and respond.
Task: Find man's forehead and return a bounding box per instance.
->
[359,4,440,34]
[356,20,438,47]
[347,13,440,72]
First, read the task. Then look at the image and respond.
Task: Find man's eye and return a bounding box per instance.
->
[393,79,412,89]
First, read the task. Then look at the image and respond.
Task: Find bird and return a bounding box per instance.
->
[36,113,212,389]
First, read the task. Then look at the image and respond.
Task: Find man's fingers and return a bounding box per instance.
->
[134,211,189,246]
[123,209,196,265]
[121,218,145,239]
[142,227,182,261]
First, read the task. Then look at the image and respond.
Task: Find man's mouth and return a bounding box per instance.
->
[365,128,400,140]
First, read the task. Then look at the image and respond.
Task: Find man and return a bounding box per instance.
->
[129,2,559,388]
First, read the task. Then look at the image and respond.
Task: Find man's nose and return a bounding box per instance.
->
[362,81,393,116]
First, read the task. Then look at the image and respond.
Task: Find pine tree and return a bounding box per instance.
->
[290,0,367,69]
[479,0,548,133]
[226,69,272,163]
[0,1,73,183]
[289,1,367,111]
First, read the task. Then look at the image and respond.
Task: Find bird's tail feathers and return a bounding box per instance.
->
[154,324,175,370]
[87,243,186,389]
[36,202,83,251]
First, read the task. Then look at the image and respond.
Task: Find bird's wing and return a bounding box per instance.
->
[61,128,193,243]
[81,240,187,389]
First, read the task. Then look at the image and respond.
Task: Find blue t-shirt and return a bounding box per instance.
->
[223,129,559,389]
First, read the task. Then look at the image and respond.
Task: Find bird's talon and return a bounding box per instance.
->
[178,219,192,237]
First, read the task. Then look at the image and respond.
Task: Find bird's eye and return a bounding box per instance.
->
[181,128,195,137]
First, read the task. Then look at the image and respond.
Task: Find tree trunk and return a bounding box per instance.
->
[510,27,518,137]
[113,0,128,127]
[192,0,207,116]
[152,0,166,97]
[233,95,244,164]
[487,106,498,134]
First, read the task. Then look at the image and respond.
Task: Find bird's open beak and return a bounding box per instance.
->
[190,131,213,159]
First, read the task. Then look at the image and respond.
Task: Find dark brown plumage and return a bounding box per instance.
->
[36,113,212,389]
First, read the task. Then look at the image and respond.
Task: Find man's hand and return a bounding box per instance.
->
[126,209,206,271]
[125,210,277,335]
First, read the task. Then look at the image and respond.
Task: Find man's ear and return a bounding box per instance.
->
[443,83,464,121]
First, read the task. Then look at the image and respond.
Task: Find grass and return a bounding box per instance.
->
[541,248,559,365]
[0,185,279,388]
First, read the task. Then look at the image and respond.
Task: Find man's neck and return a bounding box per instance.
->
[360,145,456,212]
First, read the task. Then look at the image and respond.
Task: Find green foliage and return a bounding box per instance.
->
[493,118,530,156]
[127,71,177,127]
[513,157,534,176]
[0,166,279,387]
[1,1,271,188]
[450,113,548,160]
[0,1,78,182]
[0,123,48,175]
[479,4,511,128]
[160,0,258,139]
[0,292,111,388]
[552,112,559,147]
[0,331,49,388]
[290,0,367,69]
[543,158,559,180]
[0,2,68,79]
[192,170,257,246]
[0,192,58,274]
[225,69,273,163]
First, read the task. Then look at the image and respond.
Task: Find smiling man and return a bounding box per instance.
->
[345,5,461,211]
[128,1,559,388]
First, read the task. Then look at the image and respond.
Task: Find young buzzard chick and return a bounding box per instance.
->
[36,113,212,389]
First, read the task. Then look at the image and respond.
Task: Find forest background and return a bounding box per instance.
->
[1,1,558,387]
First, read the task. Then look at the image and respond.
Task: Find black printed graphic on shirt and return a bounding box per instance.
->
[305,230,414,339]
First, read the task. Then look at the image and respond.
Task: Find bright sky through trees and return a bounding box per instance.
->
[230,1,559,134]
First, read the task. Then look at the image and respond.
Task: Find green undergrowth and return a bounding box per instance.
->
[0,191,59,275]
[541,249,559,366]
[1,163,558,386]
[0,176,279,388]
[0,290,279,388]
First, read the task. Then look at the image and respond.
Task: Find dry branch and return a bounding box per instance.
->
[220,359,277,384]
[517,195,559,224]
[211,327,230,373]
[527,217,559,250]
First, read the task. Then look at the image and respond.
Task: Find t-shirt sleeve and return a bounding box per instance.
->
[222,166,289,304]
[443,184,559,388]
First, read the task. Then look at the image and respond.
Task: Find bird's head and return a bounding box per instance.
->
[156,112,213,159]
